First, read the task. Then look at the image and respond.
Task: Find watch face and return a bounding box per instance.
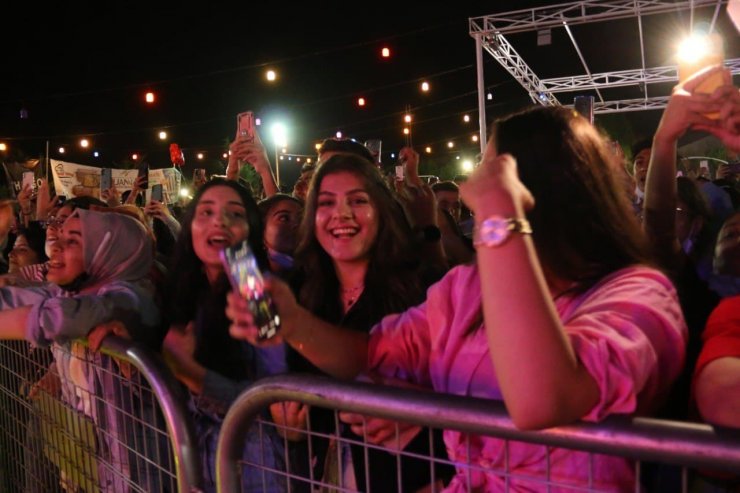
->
[479,218,509,246]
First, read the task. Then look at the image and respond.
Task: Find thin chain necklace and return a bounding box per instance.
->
[340,284,365,308]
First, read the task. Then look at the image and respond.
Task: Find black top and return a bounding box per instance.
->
[286,280,452,493]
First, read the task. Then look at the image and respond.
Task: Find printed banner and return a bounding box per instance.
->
[2,159,44,198]
[50,160,181,204]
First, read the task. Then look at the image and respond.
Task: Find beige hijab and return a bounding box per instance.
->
[70,208,153,292]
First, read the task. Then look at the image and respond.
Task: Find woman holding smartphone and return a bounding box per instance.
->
[269,153,451,493]
[228,106,688,491]
[162,178,286,493]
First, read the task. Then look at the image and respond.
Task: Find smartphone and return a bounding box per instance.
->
[220,240,280,339]
[151,183,164,203]
[364,139,382,164]
[137,161,149,190]
[220,240,280,340]
[100,168,112,192]
[193,168,206,182]
[22,171,35,191]
[395,156,406,182]
[237,111,255,142]
[573,95,594,124]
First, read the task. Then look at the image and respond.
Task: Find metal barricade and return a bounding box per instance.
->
[217,374,740,493]
[0,336,203,492]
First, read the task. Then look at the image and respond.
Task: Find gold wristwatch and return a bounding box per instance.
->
[473,215,532,247]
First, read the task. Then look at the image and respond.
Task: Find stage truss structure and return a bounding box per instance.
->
[469,0,739,147]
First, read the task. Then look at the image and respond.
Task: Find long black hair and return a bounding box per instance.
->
[165,178,268,380]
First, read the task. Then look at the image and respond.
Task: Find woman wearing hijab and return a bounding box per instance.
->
[0,208,164,492]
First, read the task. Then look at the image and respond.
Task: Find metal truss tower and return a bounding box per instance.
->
[469,0,738,150]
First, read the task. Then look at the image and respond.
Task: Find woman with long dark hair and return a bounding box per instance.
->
[276,153,450,492]
[162,178,286,493]
[295,153,424,319]
[228,106,687,492]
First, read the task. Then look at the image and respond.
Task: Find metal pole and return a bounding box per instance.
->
[93,336,204,491]
[475,33,487,155]
[274,146,280,189]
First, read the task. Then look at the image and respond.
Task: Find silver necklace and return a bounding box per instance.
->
[340,284,364,306]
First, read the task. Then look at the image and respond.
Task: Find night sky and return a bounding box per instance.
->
[2,1,736,186]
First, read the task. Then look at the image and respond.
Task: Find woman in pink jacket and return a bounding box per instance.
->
[227,106,688,492]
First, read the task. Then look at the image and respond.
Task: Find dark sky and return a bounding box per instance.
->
[2,1,736,184]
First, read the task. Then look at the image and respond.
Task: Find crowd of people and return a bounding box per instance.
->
[0,63,738,492]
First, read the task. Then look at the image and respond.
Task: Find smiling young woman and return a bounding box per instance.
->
[278,153,451,493]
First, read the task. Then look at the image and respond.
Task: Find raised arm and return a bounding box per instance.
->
[460,147,599,430]
[643,66,730,264]
[225,278,368,380]
[227,130,278,197]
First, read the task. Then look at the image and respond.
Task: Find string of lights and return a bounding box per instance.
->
[0,13,528,170]
[1,74,514,162]
[0,19,463,107]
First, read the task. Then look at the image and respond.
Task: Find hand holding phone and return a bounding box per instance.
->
[398,147,421,185]
[220,240,280,340]
[395,161,405,182]
[237,111,255,142]
[151,184,164,203]
[22,171,35,192]
[137,161,150,190]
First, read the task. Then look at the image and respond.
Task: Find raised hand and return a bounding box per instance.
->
[225,276,298,346]
[460,141,534,219]
[270,401,309,441]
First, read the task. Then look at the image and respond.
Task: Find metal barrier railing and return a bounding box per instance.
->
[96,335,204,492]
[216,374,740,493]
[0,336,203,493]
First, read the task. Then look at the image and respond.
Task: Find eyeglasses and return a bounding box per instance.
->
[44,216,66,229]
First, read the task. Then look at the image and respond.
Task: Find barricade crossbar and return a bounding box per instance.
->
[217,374,740,492]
